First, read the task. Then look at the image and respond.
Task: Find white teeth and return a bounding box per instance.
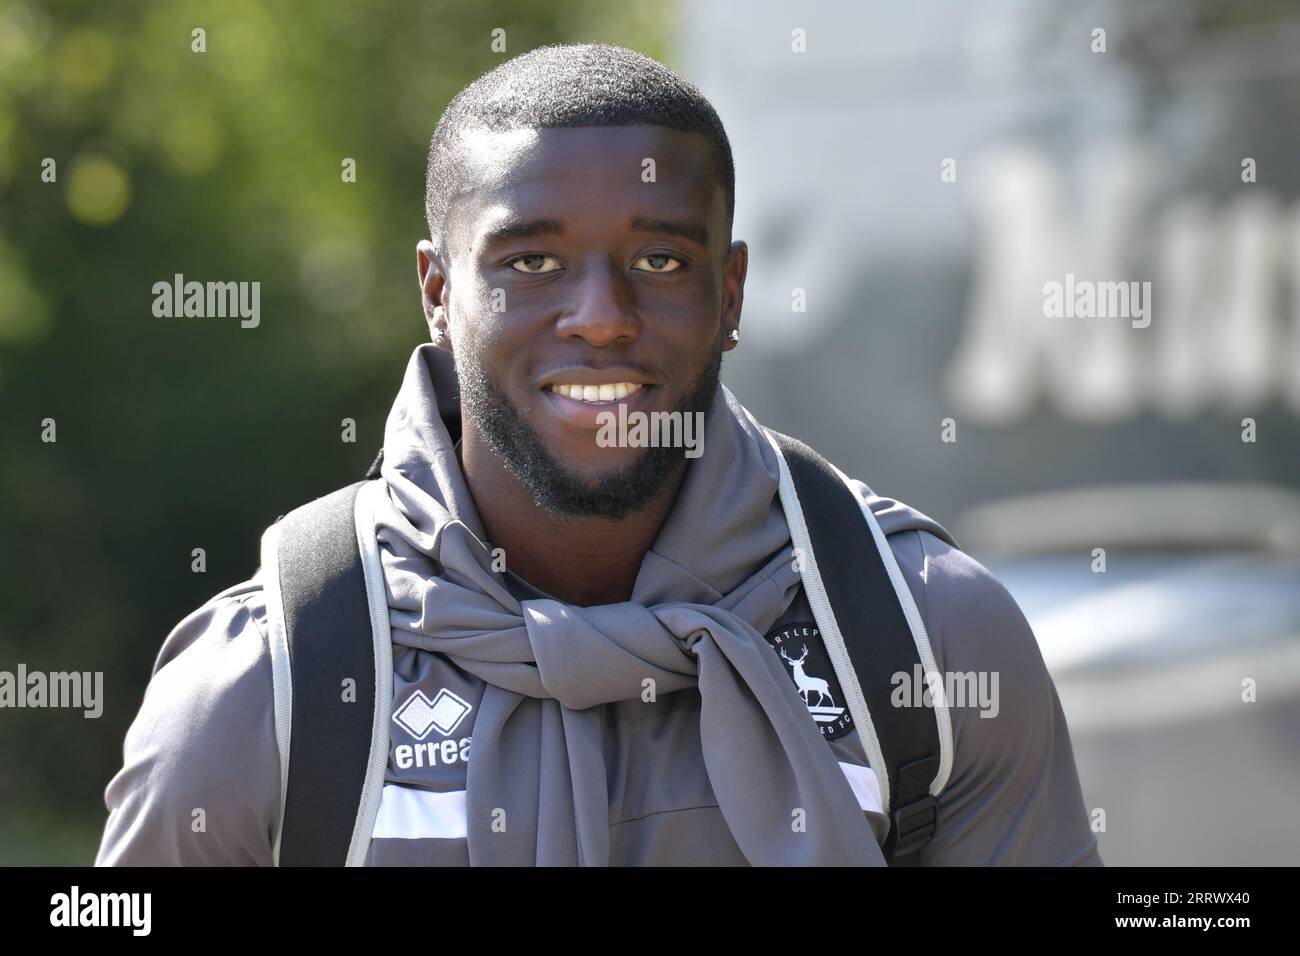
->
[548,382,644,403]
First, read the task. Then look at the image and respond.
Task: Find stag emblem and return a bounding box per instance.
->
[779,644,834,707]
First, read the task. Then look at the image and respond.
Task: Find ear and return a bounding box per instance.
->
[417,239,451,350]
[721,239,748,351]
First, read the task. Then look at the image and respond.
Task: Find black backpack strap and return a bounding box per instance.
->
[264,477,384,866]
[765,429,945,864]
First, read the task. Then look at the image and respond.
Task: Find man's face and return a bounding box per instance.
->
[419,125,746,519]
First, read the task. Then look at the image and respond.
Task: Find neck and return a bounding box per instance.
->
[460,431,687,606]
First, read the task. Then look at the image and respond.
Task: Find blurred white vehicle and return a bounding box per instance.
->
[969,482,1300,865]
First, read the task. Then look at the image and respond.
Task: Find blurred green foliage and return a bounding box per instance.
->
[0,0,676,864]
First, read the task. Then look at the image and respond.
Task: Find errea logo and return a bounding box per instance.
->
[392,688,472,740]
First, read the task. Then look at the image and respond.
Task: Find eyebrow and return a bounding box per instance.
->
[628,215,711,249]
[479,215,711,249]
[480,218,565,247]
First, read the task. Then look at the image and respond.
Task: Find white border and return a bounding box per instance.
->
[346,480,396,867]
[830,463,954,796]
[766,434,896,813]
[765,433,954,809]
[371,785,467,840]
[259,519,294,867]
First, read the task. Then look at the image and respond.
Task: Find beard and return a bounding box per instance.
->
[455,336,724,520]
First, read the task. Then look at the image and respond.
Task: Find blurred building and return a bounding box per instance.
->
[679,0,1300,864]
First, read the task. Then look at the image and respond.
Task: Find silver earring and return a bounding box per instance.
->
[727,329,740,343]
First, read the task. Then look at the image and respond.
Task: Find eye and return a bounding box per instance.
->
[508,254,563,274]
[633,253,684,273]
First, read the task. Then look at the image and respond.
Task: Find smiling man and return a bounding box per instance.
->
[431,118,737,600]
[96,43,1101,867]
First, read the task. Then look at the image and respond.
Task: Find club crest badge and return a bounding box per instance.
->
[764,622,853,739]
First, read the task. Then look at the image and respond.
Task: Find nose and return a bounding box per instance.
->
[553,258,640,347]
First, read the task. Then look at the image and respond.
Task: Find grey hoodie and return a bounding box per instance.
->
[95,347,1102,867]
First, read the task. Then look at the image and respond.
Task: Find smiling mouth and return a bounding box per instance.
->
[545,382,647,404]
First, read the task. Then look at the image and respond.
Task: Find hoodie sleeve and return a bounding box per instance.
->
[94,574,282,866]
[884,527,1102,866]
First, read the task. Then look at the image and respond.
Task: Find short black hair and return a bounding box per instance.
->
[425,42,736,261]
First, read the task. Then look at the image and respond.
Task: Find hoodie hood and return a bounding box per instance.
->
[867,493,957,548]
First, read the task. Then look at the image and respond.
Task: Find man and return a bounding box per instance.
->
[96,43,1101,866]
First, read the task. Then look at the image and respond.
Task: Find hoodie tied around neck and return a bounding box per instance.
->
[373,343,883,865]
